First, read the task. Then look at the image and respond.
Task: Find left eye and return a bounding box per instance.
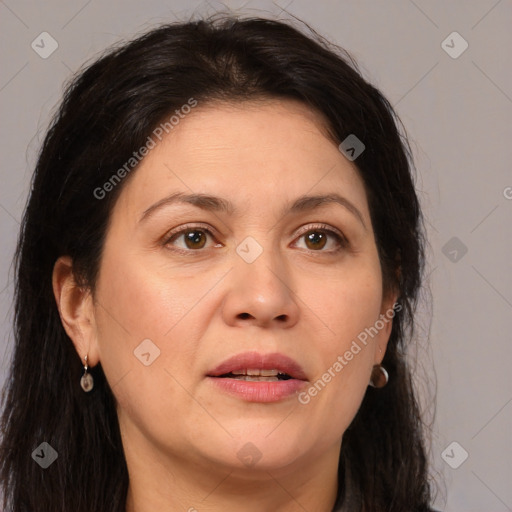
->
[293,227,347,252]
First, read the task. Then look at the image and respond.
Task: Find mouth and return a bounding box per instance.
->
[206,352,308,403]
[217,369,294,382]
[207,351,307,381]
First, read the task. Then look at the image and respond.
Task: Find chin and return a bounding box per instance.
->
[203,426,317,473]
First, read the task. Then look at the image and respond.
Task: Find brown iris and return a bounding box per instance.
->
[184,230,207,249]
[304,231,327,250]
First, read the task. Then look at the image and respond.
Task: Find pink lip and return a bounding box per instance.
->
[206,351,308,403]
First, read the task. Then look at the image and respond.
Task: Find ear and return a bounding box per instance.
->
[52,256,100,367]
[374,289,400,365]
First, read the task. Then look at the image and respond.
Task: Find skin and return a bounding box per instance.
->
[53,98,397,512]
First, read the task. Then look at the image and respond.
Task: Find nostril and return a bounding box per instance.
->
[238,312,252,320]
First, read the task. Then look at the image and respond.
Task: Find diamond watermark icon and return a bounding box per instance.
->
[339,134,365,161]
[236,236,263,264]
[31,442,58,469]
[237,442,263,467]
[441,32,468,59]
[441,441,469,469]
[442,236,468,263]
[31,32,59,59]
[134,338,161,366]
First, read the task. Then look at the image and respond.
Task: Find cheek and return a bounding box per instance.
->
[96,255,187,336]
[92,257,207,449]
[92,248,206,408]
[296,257,383,433]
[304,253,384,349]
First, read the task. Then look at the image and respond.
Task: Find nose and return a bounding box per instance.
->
[221,245,300,329]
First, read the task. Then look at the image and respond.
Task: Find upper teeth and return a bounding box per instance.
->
[231,369,283,376]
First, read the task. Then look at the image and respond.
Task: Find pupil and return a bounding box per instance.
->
[306,231,326,250]
[185,231,206,249]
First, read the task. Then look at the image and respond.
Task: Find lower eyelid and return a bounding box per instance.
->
[326,230,347,244]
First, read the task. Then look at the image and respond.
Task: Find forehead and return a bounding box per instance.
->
[113,98,368,221]
[168,98,337,156]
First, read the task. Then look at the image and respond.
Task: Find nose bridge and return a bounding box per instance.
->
[235,233,290,294]
[221,233,299,327]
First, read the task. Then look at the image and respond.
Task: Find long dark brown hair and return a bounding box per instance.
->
[0,13,434,511]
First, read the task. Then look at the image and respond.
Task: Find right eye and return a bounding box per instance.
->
[164,224,222,253]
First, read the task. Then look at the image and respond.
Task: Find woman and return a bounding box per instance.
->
[0,14,436,512]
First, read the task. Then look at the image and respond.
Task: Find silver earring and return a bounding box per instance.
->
[369,364,388,388]
[80,355,94,392]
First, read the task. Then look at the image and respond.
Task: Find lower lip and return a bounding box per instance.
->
[207,377,307,402]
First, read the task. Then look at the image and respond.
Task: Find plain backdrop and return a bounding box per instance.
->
[1,1,511,510]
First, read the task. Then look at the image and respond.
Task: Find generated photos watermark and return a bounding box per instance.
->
[93,97,198,200]
[297,302,401,404]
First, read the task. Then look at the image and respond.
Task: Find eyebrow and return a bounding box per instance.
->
[139,192,366,230]
[140,192,235,220]
[285,194,366,230]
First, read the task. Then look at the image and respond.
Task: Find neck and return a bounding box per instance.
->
[123,433,341,512]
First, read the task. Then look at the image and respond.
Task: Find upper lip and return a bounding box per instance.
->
[207,351,308,380]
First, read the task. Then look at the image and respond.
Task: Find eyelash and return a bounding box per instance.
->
[163,223,348,255]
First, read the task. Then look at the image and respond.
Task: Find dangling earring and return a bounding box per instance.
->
[369,364,388,388]
[80,355,94,392]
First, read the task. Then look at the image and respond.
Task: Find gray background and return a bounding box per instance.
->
[1,1,511,510]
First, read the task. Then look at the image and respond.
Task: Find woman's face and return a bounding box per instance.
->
[86,99,396,475]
